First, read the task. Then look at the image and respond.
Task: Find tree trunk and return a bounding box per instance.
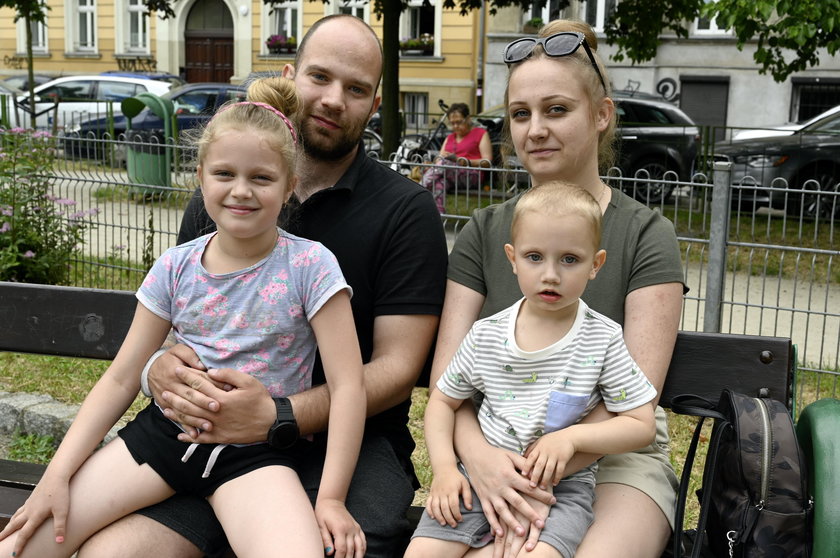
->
[380,0,401,160]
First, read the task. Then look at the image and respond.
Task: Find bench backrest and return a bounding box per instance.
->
[0,281,794,411]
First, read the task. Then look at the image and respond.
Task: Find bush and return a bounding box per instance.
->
[0,128,99,284]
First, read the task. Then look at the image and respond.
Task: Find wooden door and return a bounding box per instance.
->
[184,32,233,83]
[183,0,234,83]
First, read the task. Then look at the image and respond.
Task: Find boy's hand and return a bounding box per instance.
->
[315,498,366,558]
[522,431,577,490]
[0,474,71,556]
[425,467,472,527]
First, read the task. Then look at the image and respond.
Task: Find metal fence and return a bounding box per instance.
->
[2,130,838,410]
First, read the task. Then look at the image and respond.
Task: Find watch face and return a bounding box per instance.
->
[270,421,298,449]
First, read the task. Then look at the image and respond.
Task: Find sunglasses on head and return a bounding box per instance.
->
[503,32,608,94]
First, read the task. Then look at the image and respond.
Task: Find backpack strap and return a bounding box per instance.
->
[671,394,729,557]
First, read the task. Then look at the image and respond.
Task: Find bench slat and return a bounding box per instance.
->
[0,282,136,360]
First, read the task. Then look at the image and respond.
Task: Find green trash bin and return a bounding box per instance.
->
[121,92,175,197]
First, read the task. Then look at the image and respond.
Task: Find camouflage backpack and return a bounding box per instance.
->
[671,389,812,558]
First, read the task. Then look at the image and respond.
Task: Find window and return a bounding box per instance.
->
[97,81,142,102]
[582,0,616,32]
[694,0,728,35]
[123,0,149,52]
[68,0,97,52]
[329,0,367,19]
[265,0,300,51]
[404,92,429,129]
[17,16,48,53]
[791,79,840,122]
[400,0,439,55]
[41,81,95,102]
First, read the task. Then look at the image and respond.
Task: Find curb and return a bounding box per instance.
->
[0,391,122,447]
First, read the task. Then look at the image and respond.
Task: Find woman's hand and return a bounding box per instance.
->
[0,474,71,556]
[425,467,472,527]
[315,498,366,558]
[493,493,550,558]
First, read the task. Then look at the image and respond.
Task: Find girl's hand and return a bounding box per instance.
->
[425,467,472,527]
[315,498,366,558]
[522,431,577,490]
[0,474,71,556]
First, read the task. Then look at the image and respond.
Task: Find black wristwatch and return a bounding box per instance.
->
[267,397,299,450]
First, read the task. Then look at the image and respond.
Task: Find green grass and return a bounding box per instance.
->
[7,432,56,464]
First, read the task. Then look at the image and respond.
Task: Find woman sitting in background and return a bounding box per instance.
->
[421,102,493,213]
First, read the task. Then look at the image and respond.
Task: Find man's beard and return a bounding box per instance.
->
[300,114,367,161]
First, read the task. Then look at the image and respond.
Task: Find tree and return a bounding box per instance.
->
[604,0,840,82]
[1,0,49,128]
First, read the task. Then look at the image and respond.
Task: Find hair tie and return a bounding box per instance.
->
[215,101,298,145]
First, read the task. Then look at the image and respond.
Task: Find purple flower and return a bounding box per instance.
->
[55,198,76,206]
[0,222,9,233]
[22,250,35,258]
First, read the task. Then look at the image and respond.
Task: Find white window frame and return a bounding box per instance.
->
[400,0,441,56]
[581,0,616,33]
[117,0,150,54]
[262,0,301,54]
[16,15,48,53]
[404,92,429,129]
[66,0,97,53]
[327,0,369,20]
[694,0,729,35]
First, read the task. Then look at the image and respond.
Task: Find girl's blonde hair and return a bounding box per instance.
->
[511,181,603,251]
[194,76,302,181]
[503,18,618,174]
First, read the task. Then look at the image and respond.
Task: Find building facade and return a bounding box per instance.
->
[485,2,840,133]
[0,0,484,127]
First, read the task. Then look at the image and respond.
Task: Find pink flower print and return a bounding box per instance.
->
[285,356,304,369]
[267,384,287,398]
[202,288,229,317]
[142,274,157,288]
[259,273,289,305]
[163,253,173,271]
[214,338,240,359]
[238,272,259,284]
[196,319,213,337]
[189,252,201,265]
[231,313,249,329]
[292,245,322,268]
[288,303,303,318]
[175,297,188,310]
[276,333,295,350]
[240,349,271,376]
[255,317,279,333]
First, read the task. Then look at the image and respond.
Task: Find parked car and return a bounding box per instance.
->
[731,105,840,142]
[1,73,54,92]
[714,107,840,219]
[100,70,186,89]
[16,75,173,131]
[64,82,247,161]
[470,92,699,202]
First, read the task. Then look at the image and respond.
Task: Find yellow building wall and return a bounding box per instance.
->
[1,1,162,79]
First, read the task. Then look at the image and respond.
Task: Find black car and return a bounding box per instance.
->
[714,109,840,219]
[473,92,699,203]
[65,82,247,162]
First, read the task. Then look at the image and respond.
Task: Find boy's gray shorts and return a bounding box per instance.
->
[412,475,595,558]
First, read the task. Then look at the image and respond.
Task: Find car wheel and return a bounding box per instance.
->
[794,166,840,220]
[625,159,677,205]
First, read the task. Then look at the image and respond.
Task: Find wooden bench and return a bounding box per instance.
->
[0,280,808,555]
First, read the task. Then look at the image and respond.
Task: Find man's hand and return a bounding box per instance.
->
[172,367,276,445]
[460,444,555,538]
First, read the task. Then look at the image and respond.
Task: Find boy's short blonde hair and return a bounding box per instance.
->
[511,182,603,250]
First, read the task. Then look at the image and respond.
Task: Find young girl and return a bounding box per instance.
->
[0,76,367,558]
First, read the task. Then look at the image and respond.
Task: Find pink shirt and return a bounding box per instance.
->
[443,126,487,161]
